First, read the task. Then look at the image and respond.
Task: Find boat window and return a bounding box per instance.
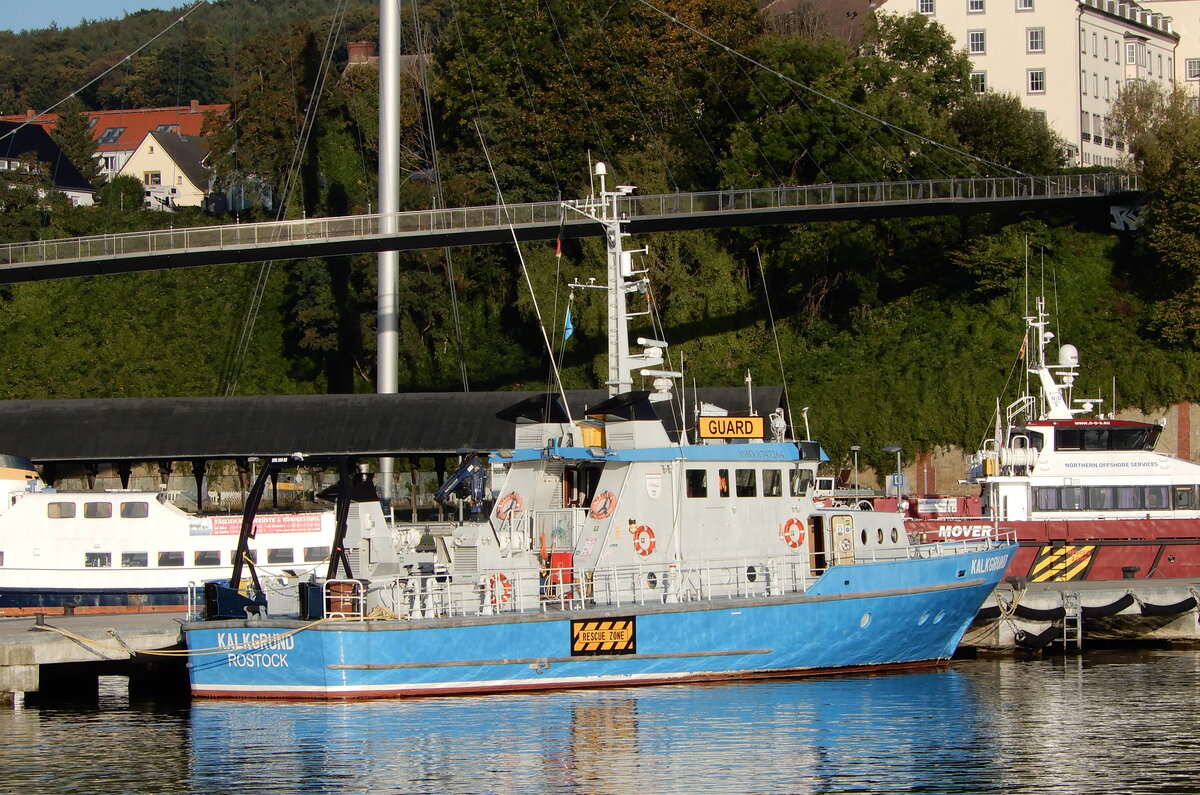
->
[1055,429,1082,450]
[1026,430,1045,450]
[1087,486,1115,511]
[1061,487,1083,510]
[685,469,708,498]
[85,552,112,567]
[1111,427,1156,450]
[0,552,4,566]
[194,550,221,566]
[1034,487,1059,511]
[47,502,76,519]
[790,469,813,497]
[83,502,112,519]
[1082,429,1109,450]
[735,469,757,498]
[121,552,148,567]
[1173,486,1195,510]
[158,551,185,567]
[304,546,330,562]
[1117,486,1143,510]
[267,548,295,564]
[1145,486,1169,510]
[232,549,257,564]
[763,470,783,497]
[120,502,149,519]
[718,469,730,498]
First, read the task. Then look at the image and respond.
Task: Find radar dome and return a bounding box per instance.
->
[1058,344,1079,367]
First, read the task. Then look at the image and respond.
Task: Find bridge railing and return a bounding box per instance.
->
[0,173,1136,269]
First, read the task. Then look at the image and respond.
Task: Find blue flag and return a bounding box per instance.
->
[564,307,574,340]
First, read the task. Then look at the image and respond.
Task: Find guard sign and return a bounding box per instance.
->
[571,617,636,656]
[697,415,764,440]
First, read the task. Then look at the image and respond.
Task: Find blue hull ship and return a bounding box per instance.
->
[183,167,1016,700]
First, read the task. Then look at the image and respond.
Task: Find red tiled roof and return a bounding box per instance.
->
[0,101,228,153]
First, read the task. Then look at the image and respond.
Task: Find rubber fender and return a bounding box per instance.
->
[975,605,1002,621]
[1139,596,1198,616]
[1014,625,1060,650]
[1080,593,1136,618]
[1012,604,1066,621]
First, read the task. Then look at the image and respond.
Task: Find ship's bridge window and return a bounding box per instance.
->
[194,550,221,566]
[735,469,757,497]
[790,469,814,497]
[120,501,149,518]
[718,469,730,498]
[304,546,330,562]
[47,502,76,519]
[268,548,295,564]
[121,552,148,567]
[763,470,783,497]
[85,552,112,567]
[1112,427,1158,450]
[1056,426,1159,451]
[232,549,257,564]
[686,469,708,498]
[1173,486,1195,509]
[83,502,112,519]
[158,551,185,567]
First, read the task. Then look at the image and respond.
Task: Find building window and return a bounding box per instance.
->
[1027,28,1044,53]
[968,30,986,54]
[155,123,179,132]
[968,0,984,11]
[1080,29,1086,53]
[919,0,934,13]
[970,71,988,93]
[1081,69,1087,94]
[1187,60,1200,80]
[144,171,162,186]
[1093,73,1099,97]
[1092,33,1097,57]
[1031,110,1047,126]
[1159,54,1164,78]
[1127,42,1136,65]
[1028,69,1045,94]
[1016,0,1032,9]
[1093,114,1102,141]
[1105,76,1110,100]
[1080,110,1090,141]
[97,127,125,145]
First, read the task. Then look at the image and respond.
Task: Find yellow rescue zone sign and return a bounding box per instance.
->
[571,618,636,655]
[698,415,764,439]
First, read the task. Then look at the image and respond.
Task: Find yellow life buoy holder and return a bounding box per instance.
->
[489,573,512,605]
[589,490,617,520]
[633,525,656,556]
[780,517,806,548]
[496,491,524,520]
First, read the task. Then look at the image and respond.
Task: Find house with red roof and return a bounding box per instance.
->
[0,100,228,183]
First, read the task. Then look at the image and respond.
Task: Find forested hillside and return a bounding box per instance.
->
[1,0,1197,475]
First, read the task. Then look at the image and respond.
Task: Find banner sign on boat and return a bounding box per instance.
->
[210,513,324,535]
[571,617,636,655]
[697,416,764,440]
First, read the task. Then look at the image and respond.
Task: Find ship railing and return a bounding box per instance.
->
[323,578,366,619]
[906,527,1018,559]
[186,581,204,621]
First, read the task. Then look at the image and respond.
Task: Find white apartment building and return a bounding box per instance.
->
[898,0,1177,167]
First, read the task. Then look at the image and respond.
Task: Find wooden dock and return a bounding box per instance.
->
[0,612,188,706]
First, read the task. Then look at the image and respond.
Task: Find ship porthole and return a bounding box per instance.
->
[917,612,930,625]
[891,528,899,543]
[746,565,758,583]
[860,612,872,628]
[860,529,868,545]
[646,572,658,590]
[932,611,946,624]
[876,528,884,544]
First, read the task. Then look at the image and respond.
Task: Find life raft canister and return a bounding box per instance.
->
[589,490,617,520]
[489,573,512,605]
[780,517,806,548]
[496,491,524,520]
[633,525,656,556]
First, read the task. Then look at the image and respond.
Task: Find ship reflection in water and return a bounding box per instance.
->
[3,653,1200,793]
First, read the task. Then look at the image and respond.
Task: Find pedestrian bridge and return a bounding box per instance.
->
[0,173,1139,283]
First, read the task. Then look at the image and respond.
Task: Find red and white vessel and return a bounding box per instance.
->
[907,297,1200,583]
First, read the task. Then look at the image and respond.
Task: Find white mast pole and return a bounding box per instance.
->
[377,0,401,501]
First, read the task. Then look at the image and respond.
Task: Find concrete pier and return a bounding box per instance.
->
[963,578,1200,653]
[0,612,188,705]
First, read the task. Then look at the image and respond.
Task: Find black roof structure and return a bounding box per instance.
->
[0,120,93,194]
[0,388,789,466]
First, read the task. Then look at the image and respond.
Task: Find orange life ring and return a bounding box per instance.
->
[496,491,523,520]
[589,490,617,520]
[633,525,656,556]
[780,517,806,548]
[489,573,512,605]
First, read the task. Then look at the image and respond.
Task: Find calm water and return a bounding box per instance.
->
[3,651,1200,794]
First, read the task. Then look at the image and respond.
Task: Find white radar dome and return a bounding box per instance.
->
[1058,344,1079,368]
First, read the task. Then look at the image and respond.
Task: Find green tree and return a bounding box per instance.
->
[950,92,1068,174]
[49,97,101,186]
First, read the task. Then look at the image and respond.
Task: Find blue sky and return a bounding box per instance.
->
[3,2,182,33]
